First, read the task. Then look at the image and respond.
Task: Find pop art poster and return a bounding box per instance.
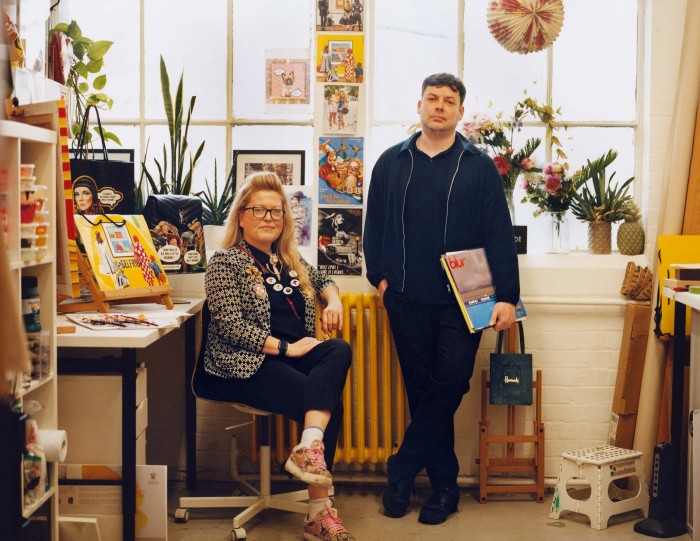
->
[317,207,362,276]
[318,136,363,206]
[316,34,364,83]
[265,49,311,115]
[284,186,314,248]
[316,0,364,32]
[321,84,359,135]
[74,214,169,292]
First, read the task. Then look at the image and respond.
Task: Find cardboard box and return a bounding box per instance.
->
[609,412,637,449]
[58,464,167,541]
[612,304,651,414]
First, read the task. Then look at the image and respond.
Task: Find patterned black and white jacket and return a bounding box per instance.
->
[204,242,336,379]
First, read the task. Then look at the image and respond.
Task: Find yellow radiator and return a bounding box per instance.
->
[249,293,408,467]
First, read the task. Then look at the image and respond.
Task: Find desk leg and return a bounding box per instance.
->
[123,349,137,541]
[185,315,197,491]
[672,301,687,523]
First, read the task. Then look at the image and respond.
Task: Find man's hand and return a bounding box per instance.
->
[490,302,516,331]
[377,279,388,299]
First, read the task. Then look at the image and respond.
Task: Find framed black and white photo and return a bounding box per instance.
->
[235,150,305,188]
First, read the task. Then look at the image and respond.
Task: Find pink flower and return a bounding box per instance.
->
[544,161,564,175]
[545,174,562,195]
[519,157,536,171]
[493,156,511,175]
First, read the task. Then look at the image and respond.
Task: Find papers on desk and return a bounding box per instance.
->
[65,312,179,330]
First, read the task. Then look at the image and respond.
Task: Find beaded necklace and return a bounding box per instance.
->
[238,244,301,320]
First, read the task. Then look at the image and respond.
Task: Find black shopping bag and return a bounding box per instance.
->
[143,194,207,273]
[490,321,533,405]
[70,105,135,215]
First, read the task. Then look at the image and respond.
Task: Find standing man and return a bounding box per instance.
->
[363,73,520,525]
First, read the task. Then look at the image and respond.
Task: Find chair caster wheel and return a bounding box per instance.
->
[232,527,246,540]
[174,508,189,523]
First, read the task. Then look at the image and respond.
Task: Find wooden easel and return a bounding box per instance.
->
[57,249,173,313]
[478,326,545,503]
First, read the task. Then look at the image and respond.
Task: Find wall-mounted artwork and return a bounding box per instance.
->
[284,186,314,248]
[321,84,360,135]
[316,0,364,32]
[236,150,305,188]
[316,34,364,83]
[265,49,311,115]
[318,136,363,206]
[317,207,363,276]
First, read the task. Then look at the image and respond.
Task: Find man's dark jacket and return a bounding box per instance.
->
[363,131,520,306]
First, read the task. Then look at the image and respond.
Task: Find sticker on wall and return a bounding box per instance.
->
[317,207,363,276]
[318,136,363,206]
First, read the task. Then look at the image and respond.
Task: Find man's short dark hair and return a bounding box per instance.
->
[421,73,466,105]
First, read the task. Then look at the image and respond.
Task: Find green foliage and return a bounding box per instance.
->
[195,153,237,226]
[49,20,120,148]
[142,56,205,196]
[570,149,634,223]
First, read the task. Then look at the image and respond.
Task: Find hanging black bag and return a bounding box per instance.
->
[70,105,135,215]
[489,321,533,405]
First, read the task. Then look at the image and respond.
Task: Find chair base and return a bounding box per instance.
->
[177,445,312,538]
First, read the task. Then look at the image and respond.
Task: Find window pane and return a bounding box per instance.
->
[144,0,227,120]
[374,0,459,121]
[463,0,547,115]
[66,0,140,120]
[233,0,312,119]
[553,0,637,121]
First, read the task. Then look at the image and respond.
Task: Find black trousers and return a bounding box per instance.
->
[197,338,352,470]
[383,292,481,489]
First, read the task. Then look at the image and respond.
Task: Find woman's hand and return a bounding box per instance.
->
[321,295,343,336]
[288,336,322,357]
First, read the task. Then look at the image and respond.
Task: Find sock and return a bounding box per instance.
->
[308,497,332,519]
[298,425,324,449]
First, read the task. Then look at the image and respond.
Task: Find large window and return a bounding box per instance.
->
[65,0,640,254]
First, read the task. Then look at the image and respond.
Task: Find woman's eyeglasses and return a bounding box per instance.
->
[243,206,285,220]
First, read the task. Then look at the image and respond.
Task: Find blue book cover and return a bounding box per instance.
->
[441,248,526,332]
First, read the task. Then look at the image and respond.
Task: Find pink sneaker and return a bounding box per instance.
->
[304,506,355,541]
[285,440,332,487]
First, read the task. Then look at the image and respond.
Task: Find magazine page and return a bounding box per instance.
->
[66,312,178,331]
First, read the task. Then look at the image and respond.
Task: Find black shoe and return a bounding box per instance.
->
[382,455,415,518]
[418,486,460,525]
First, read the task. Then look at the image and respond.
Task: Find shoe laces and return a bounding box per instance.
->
[305,444,328,471]
[317,508,347,535]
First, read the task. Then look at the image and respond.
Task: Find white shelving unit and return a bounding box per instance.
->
[1,119,58,540]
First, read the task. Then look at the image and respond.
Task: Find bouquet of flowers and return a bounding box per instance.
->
[521,161,575,217]
[461,97,565,192]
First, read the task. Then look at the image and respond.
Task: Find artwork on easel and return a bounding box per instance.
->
[61,214,173,313]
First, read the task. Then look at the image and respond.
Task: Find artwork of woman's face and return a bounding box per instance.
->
[74,186,94,211]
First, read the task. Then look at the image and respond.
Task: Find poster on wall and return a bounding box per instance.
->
[317,207,363,276]
[265,49,311,115]
[318,136,363,206]
[320,83,360,135]
[316,0,364,32]
[284,185,315,264]
[316,34,364,83]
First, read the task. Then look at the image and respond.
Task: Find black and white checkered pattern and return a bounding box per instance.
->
[204,243,336,379]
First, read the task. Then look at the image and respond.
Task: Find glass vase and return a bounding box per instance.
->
[504,188,516,224]
[545,210,570,254]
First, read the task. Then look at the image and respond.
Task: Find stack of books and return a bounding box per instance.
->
[665,263,700,291]
[441,247,526,333]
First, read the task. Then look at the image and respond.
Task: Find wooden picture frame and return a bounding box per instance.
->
[235,150,305,188]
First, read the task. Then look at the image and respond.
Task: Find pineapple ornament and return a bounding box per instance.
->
[617,201,645,255]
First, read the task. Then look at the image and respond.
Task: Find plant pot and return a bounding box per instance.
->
[588,222,612,254]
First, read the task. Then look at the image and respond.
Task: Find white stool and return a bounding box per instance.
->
[549,445,649,530]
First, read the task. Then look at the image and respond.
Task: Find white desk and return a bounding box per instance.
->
[57,298,204,541]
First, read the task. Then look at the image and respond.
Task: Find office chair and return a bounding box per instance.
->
[174,302,310,541]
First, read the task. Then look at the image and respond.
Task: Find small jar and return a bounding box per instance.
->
[21,276,41,333]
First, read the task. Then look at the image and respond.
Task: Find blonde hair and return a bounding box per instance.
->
[222,171,313,297]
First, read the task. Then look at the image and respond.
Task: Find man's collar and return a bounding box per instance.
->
[399,131,478,154]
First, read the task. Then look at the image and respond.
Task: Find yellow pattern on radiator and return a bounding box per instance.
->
[249,293,408,467]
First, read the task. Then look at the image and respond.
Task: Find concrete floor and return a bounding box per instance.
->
[167,480,691,541]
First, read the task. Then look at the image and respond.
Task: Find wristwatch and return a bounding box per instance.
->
[278,339,289,357]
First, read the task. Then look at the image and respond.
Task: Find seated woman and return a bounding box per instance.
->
[200,171,355,541]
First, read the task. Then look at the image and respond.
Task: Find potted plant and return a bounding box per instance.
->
[49,20,120,148]
[569,149,634,254]
[141,55,205,196]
